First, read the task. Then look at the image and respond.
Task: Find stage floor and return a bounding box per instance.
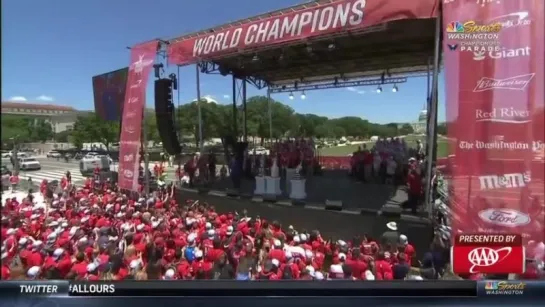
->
[203,170,408,211]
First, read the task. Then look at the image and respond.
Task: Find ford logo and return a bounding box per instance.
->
[478,208,531,227]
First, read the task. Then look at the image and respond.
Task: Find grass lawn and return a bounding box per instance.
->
[319,139,451,158]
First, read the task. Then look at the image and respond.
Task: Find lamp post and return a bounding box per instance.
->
[9,135,20,175]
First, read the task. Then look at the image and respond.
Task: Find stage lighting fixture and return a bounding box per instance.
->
[328,43,336,50]
[392,84,398,92]
[301,91,306,99]
[289,92,294,100]
[376,86,382,93]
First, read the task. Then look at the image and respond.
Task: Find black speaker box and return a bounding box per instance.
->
[154,79,181,155]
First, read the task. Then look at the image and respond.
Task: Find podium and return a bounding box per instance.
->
[254,176,266,195]
[289,179,307,200]
[285,168,297,194]
[265,176,282,196]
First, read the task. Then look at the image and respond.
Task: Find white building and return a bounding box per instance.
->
[1,101,90,133]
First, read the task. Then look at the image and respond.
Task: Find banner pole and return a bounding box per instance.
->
[143,106,150,196]
[196,64,203,152]
[424,10,442,221]
[267,89,273,142]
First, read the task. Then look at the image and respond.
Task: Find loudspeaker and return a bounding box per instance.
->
[325,200,343,211]
[155,79,181,155]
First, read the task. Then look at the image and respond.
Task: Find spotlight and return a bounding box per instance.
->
[328,43,336,50]
[376,86,382,93]
[301,91,306,99]
[252,54,259,62]
[392,84,398,92]
[289,92,294,100]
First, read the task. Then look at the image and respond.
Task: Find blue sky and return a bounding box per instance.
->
[2,0,446,124]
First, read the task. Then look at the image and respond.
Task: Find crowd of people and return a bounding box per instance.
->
[1,171,463,281]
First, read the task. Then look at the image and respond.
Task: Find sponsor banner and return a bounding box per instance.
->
[443,1,544,242]
[92,67,129,121]
[167,0,438,65]
[118,40,157,192]
[451,234,525,275]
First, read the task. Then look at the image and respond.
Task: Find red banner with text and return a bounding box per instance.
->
[443,0,544,245]
[167,0,438,65]
[118,41,157,192]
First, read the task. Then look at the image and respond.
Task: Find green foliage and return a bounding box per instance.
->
[1,114,53,143]
[399,123,415,135]
[71,113,119,149]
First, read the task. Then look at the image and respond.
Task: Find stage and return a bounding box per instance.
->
[197,169,409,212]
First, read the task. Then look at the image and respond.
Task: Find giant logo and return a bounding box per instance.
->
[473,46,530,61]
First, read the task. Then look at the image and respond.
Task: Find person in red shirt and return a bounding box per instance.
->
[71,252,89,279]
[9,174,19,192]
[406,169,422,214]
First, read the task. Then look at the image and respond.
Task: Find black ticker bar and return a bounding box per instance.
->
[68,281,477,297]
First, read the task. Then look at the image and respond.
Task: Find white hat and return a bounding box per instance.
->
[365,270,375,280]
[116,213,124,218]
[136,224,145,232]
[53,248,64,258]
[207,229,215,238]
[386,221,398,231]
[78,237,88,244]
[300,234,308,242]
[187,233,197,243]
[69,227,79,237]
[273,239,282,248]
[164,268,176,279]
[293,235,301,243]
[314,271,324,280]
[337,240,347,246]
[399,234,408,245]
[226,226,233,235]
[205,222,212,229]
[338,253,347,261]
[18,238,28,246]
[32,240,43,248]
[47,232,57,241]
[329,264,343,274]
[61,222,68,228]
[86,263,97,272]
[305,265,315,275]
[27,266,41,279]
[194,249,203,258]
[305,250,314,259]
[285,251,293,259]
[6,228,16,235]
[151,221,160,229]
[271,259,280,267]
[30,214,40,220]
[130,259,141,270]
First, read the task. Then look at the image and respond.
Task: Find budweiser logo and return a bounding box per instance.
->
[474,74,535,92]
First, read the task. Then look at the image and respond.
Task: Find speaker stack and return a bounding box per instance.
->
[154,79,181,155]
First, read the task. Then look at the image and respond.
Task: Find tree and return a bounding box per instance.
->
[436,122,447,136]
[54,130,71,143]
[32,119,54,142]
[144,111,161,145]
[399,123,415,135]
[71,113,119,150]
